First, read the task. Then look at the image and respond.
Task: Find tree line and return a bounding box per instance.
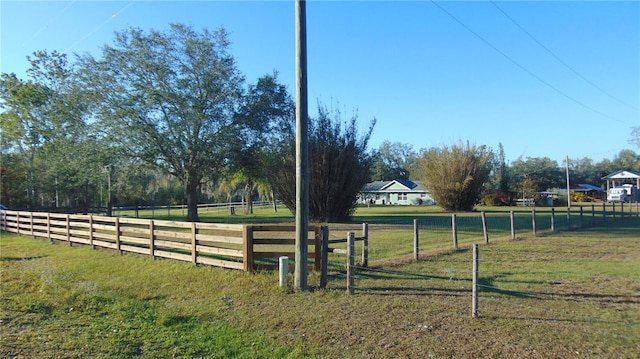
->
[372,141,640,210]
[2,24,639,219]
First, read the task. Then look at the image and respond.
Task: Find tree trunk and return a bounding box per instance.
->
[244,180,254,215]
[271,189,277,213]
[186,178,200,222]
[246,190,253,214]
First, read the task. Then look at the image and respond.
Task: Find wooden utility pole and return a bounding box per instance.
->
[294,0,309,290]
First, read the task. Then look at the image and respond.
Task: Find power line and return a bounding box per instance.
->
[21,0,78,50]
[429,1,629,125]
[489,0,639,112]
[62,1,137,55]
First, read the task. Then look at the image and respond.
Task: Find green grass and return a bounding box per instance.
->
[2,209,639,358]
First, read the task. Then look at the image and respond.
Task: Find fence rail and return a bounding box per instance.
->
[0,210,322,272]
[3,203,638,285]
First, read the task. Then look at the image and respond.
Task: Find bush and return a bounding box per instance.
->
[413,142,493,211]
[266,105,375,222]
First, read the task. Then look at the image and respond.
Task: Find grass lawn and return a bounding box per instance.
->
[1,208,638,358]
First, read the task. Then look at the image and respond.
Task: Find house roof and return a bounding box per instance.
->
[361,180,428,193]
[602,170,640,180]
[572,184,605,192]
[559,184,605,192]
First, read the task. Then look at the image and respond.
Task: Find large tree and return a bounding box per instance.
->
[611,149,640,172]
[80,24,250,221]
[265,105,375,222]
[1,51,105,210]
[230,72,295,214]
[508,156,564,193]
[370,141,415,181]
[482,143,514,205]
[413,142,494,211]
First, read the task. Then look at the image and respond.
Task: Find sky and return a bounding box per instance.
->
[1,0,639,165]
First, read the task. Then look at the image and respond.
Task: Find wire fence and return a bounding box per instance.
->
[319,204,639,335]
[324,203,639,264]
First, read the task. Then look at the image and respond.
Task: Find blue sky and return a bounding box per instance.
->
[1,1,639,165]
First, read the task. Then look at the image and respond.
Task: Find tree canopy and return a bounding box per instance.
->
[265,105,375,222]
[2,24,639,215]
[413,142,493,211]
[1,51,109,210]
[370,141,415,181]
[79,24,263,221]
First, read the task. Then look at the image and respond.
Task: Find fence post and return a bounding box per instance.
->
[452,214,459,250]
[531,209,537,237]
[47,213,52,244]
[413,219,419,261]
[149,220,155,259]
[550,208,555,233]
[279,256,289,288]
[347,232,355,294]
[612,203,616,220]
[115,217,121,254]
[89,215,94,249]
[472,244,479,318]
[243,225,254,272]
[621,202,624,219]
[66,214,72,247]
[602,203,607,222]
[567,207,571,230]
[362,223,369,267]
[591,204,595,226]
[191,222,198,265]
[481,211,489,244]
[579,206,584,228]
[320,226,329,289]
[16,212,20,235]
[30,212,34,238]
[314,226,322,271]
[510,211,515,240]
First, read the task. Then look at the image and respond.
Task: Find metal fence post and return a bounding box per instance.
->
[320,226,329,289]
[452,214,459,250]
[413,219,419,260]
[472,244,479,318]
[510,211,515,240]
[532,209,537,237]
[481,211,489,244]
[362,223,369,267]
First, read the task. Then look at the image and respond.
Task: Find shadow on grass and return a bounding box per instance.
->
[331,286,470,297]
[576,216,640,236]
[0,256,47,262]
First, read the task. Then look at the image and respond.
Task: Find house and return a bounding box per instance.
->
[555,183,607,203]
[359,180,435,205]
[571,183,606,202]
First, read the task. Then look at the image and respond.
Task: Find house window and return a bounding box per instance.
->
[398,193,407,201]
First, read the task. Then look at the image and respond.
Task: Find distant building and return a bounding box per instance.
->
[602,170,640,202]
[570,183,607,202]
[360,180,435,205]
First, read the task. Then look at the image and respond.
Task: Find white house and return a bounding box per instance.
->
[359,180,435,205]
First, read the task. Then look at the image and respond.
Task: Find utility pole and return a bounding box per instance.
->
[294,0,309,290]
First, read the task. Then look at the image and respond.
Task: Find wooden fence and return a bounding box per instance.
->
[0,210,323,272]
